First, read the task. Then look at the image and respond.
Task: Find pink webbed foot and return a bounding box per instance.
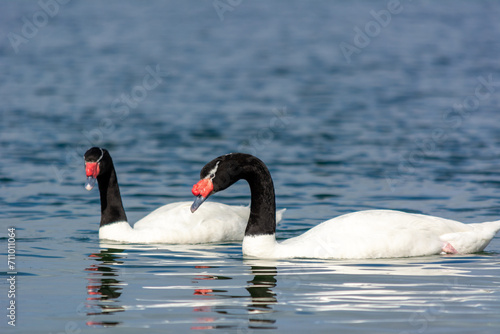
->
[441,242,458,254]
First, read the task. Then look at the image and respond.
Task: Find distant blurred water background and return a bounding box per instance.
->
[1,1,500,333]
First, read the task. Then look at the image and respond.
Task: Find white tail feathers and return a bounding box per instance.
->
[441,220,500,254]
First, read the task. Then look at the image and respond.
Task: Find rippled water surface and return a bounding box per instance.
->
[1,1,500,333]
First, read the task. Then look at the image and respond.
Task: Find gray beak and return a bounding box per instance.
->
[85,176,97,191]
[191,195,208,213]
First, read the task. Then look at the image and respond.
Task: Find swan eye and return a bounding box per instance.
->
[209,173,215,179]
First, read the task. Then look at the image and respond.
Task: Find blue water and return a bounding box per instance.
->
[1,0,500,332]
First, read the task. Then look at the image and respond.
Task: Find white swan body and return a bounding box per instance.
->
[191,153,500,260]
[242,210,500,259]
[99,202,285,244]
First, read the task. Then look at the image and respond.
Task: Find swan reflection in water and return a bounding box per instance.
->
[83,243,481,330]
[86,243,280,330]
[84,248,126,327]
[245,266,278,329]
[191,265,278,331]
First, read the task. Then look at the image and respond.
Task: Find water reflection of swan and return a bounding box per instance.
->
[189,264,278,331]
[88,242,494,331]
[245,266,278,330]
[97,241,280,330]
[245,256,474,278]
[99,241,238,258]
[84,248,127,327]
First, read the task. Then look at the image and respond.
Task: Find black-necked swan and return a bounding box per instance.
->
[84,147,285,243]
[190,153,500,259]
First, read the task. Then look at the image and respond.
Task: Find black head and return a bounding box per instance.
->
[84,147,112,190]
[191,153,268,212]
[84,147,106,163]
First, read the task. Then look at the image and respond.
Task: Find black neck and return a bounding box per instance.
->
[97,164,128,227]
[241,158,276,236]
